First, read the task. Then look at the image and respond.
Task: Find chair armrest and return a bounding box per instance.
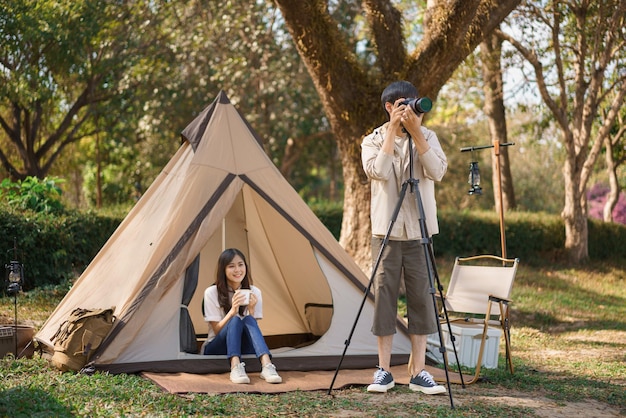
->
[488,295,511,304]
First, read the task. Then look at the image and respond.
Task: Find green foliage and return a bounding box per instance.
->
[588,218,626,259]
[0,209,121,289]
[436,210,567,262]
[308,200,344,240]
[81,161,142,206]
[0,0,176,189]
[0,176,65,214]
[317,207,626,264]
[0,1,342,208]
[2,204,626,289]
[158,2,337,204]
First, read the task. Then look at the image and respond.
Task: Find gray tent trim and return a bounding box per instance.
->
[239,175,409,334]
[93,174,237,361]
[96,353,411,375]
[239,173,410,335]
[239,175,369,296]
[182,90,264,151]
[180,92,223,151]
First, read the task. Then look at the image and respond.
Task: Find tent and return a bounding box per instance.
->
[35,91,411,374]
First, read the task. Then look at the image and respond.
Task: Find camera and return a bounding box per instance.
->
[401,97,432,114]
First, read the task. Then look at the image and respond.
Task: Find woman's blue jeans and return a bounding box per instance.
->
[203,315,271,360]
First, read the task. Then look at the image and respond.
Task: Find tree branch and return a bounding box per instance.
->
[35,76,100,158]
[362,0,405,76]
[495,28,569,133]
[0,108,17,145]
[407,0,521,98]
[272,0,372,124]
[579,2,625,153]
[0,148,18,178]
[10,103,26,158]
[40,130,92,175]
[27,100,43,157]
[550,3,569,119]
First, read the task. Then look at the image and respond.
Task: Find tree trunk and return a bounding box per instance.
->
[603,117,626,222]
[480,32,516,214]
[603,147,618,223]
[562,155,588,262]
[339,140,373,272]
[96,131,102,209]
[274,0,522,270]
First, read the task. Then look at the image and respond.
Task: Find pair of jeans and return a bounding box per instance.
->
[203,315,271,360]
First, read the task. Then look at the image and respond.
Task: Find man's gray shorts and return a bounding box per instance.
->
[371,237,438,336]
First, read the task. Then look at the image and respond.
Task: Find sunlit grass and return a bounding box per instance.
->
[1,256,625,417]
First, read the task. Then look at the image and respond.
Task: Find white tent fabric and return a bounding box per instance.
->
[35,91,411,374]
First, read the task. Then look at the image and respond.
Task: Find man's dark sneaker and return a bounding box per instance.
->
[409,369,447,394]
[366,367,395,393]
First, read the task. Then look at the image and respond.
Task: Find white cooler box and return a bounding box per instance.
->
[426,322,501,369]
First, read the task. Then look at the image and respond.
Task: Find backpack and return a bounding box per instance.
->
[50,307,116,372]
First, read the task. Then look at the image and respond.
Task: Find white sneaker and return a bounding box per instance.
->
[367,367,395,393]
[260,363,282,383]
[409,369,446,394]
[230,362,250,384]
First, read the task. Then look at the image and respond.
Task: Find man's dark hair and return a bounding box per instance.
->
[381,81,419,117]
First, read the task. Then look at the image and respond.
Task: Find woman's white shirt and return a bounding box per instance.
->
[203,285,263,343]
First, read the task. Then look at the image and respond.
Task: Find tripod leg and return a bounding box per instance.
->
[410,179,455,408]
[426,244,466,388]
[327,181,411,395]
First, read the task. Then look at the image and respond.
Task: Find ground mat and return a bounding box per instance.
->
[141,364,472,394]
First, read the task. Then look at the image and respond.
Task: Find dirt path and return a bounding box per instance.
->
[428,387,623,417]
[331,385,624,417]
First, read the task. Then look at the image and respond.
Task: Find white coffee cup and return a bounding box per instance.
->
[237,289,251,306]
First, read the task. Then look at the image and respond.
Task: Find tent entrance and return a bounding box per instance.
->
[183,186,334,353]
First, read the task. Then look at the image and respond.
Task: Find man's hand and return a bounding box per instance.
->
[400,103,424,134]
[389,98,406,131]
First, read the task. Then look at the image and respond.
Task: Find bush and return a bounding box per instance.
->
[1,205,625,290]
[309,200,343,240]
[0,209,121,289]
[588,218,626,259]
[436,210,566,262]
[313,207,625,264]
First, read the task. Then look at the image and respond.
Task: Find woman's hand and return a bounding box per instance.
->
[231,291,247,311]
[248,292,257,314]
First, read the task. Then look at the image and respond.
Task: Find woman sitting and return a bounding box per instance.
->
[201,248,282,384]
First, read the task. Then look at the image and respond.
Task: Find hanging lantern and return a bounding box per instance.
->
[468,161,482,195]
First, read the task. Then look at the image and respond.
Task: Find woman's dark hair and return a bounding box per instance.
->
[381,80,419,117]
[215,248,251,316]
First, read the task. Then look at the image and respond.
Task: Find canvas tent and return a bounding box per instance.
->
[35,91,411,374]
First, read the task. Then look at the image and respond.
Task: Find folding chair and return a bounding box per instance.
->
[440,255,519,384]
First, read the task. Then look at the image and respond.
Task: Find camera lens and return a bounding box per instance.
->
[402,97,432,114]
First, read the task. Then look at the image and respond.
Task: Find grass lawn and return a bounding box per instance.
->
[1,257,625,417]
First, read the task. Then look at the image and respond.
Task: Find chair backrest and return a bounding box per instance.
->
[444,255,519,316]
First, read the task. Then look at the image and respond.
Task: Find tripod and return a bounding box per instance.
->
[328,133,464,409]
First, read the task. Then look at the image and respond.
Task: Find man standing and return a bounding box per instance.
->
[361,80,447,394]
